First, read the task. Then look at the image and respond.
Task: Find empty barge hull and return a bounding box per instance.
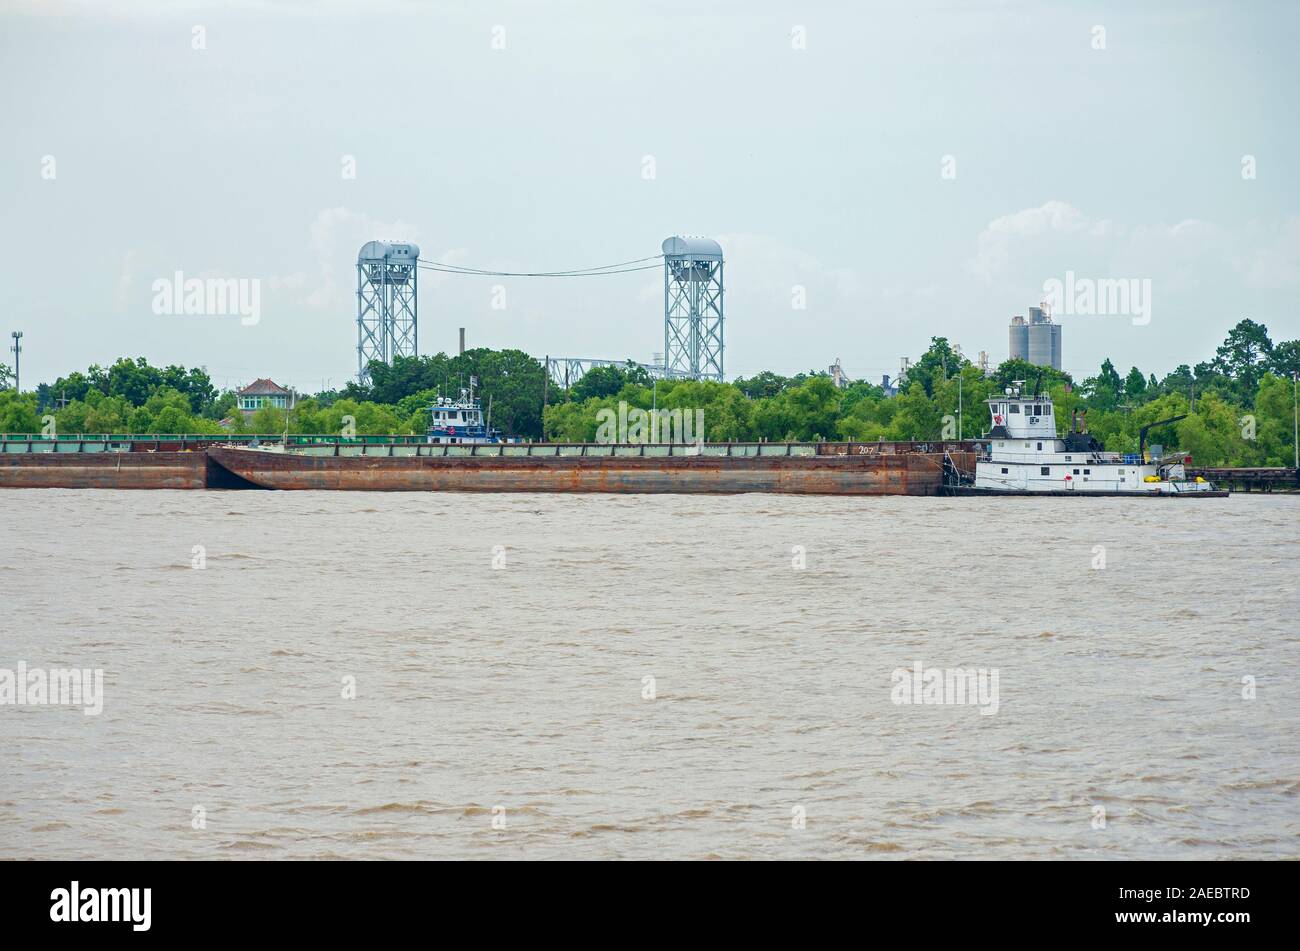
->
[0,451,211,489]
[208,445,969,495]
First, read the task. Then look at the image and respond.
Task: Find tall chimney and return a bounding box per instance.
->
[459,327,465,355]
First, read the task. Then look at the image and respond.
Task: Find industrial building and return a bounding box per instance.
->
[1009,305,1061,370]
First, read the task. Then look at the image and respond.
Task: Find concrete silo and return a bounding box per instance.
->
[1009,315,1028,362]
[1026,306,1061,370]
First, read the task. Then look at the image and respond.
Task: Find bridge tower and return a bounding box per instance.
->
[356,240,420,382]
[662,236,724,381]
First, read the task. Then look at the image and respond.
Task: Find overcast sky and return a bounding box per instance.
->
[3,0,1298,392]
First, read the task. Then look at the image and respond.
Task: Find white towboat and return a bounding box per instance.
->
[426,379,508,445]
[962,383,1225,496]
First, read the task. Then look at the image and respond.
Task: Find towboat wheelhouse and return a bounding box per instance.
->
[972,383,1219,494]
[427,382,505,445]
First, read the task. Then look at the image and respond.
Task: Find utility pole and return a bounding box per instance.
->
[1293,370,1298,470]
[9,331,21,392]
[542,355,549,415]
[283,387,295,447]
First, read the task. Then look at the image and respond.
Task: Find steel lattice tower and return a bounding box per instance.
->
[356,240,420,382]
[662,236,724,381]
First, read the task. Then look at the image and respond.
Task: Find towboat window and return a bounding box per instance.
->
[1009,404,1020,413]
[1041,466,1050,475]
[1073,469,1080,475]
[1001,468,1008,474]
[1043,405,1052,415]
[1083,468,1091,474]
[1037,442,1043,450]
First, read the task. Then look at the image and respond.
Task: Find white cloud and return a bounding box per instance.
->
[303,207,421,312]
[715,232,863,307]
[967,201,1090,282]
[968,202,1300,297]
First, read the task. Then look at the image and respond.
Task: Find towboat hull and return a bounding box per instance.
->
[948,485,1229,498]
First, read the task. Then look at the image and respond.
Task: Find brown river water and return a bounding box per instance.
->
[1,490,1296,860]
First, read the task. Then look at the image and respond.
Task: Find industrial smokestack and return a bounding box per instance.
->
[459,327,465,355]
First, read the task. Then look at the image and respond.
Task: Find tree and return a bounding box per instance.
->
[752,376,843,441]
[570,363,644,402]
[543,400,599,442]
[1123,367,1147,401]
[905,337,965,397]
[364,355,440,404]
[1249,374,1297,466]
[48,370,97,405]
[888,382,942,440]
[106,357,164,406]
[47,359,218,416]
[932,365,993,439]
[1212,319,1274,402]
[1172,393,1243,467]
[1081,358,1123,411]
[836,387,895,441]
[0,390,40,432]
[991,358,1072,393]
[1269,339,1300,379]
[249,404,285,434]
[160,364,217,414]
[733,371,790,400]
[464,348,547,439]
[205,391,238,422]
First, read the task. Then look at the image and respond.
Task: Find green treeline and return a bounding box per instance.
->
[0,319,1295,467]
[540,319,1297,466]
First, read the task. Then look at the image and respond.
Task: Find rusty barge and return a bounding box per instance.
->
[0,448,257,489]
[206,443,977,495]
[0,436,979,493]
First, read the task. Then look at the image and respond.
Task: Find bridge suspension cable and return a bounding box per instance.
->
[415,254,663,278]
